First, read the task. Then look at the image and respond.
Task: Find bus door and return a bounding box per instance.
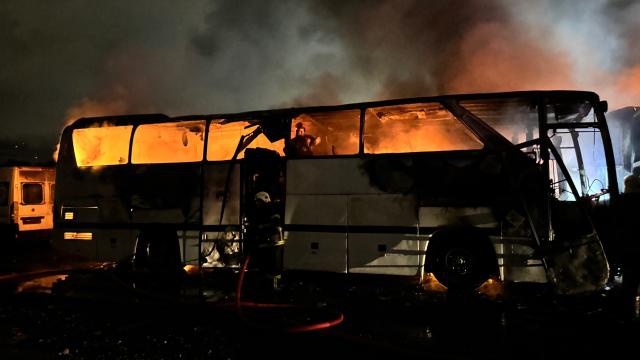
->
[543,99,610,294]
[202,119,285,267]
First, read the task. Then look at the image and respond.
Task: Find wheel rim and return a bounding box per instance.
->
[444,248,474,277]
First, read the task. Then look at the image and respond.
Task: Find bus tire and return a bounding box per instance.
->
[426,229,498,293]
[134,229,181,273]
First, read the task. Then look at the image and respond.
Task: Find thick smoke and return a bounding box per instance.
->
[1,0,640,162]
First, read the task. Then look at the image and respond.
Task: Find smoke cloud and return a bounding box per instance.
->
[1,0,640,162]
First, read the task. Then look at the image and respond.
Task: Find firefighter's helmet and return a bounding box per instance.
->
[254,191,271,203]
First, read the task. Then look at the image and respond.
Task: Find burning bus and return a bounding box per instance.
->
[0,166,55,240]
[52,90,623,295]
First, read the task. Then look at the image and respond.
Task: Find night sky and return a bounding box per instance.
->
[2,0,640,163]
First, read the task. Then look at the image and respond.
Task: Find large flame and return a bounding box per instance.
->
[364,104,484,154]
[72,123,132,167]
[53,98,130,163]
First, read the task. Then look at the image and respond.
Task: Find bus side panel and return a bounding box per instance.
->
[284,195,348,272]
[284,232,347,272]
[286,158,383,195]
[54,161,131,261]
[348,234,422,275]
[348,194,421,275]
[129,164,201,224]
[285,159,359,273]
[96,229,135,262]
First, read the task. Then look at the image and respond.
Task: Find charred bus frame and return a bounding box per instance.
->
[53,90,619,295]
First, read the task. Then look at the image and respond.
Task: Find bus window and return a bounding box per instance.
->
[72,125,133,166]
[364,103,483,154]
[132,121,205,164]
[547,100,596,124]
[459,98,539,145]
[207,120,285,161]
[548,127,609,201]
[22,183,43,205]
[287,110,360,157]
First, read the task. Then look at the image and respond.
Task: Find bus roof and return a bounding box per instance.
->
[66,90,602,130]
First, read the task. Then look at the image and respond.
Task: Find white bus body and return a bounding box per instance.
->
[52,91,616,295]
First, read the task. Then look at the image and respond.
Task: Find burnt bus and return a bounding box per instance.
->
[53,91,618,295]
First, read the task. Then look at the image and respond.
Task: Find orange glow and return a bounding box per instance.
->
[476,277,505,300]
[364,104,483,154]
[290,110,360,156]
[132,121,205,164]
[72,124,133,167]
[421,272,448,292]
[207,120,284,161]
[183,264,200,274]
[54,97,131,163]
[16,275,67,294]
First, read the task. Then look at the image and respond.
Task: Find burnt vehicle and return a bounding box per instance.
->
[52,91,622,296]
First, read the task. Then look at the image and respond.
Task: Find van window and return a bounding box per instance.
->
[22,183,43,205]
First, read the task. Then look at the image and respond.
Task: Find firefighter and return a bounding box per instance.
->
[247,191,284,288]
[286,122,319,157]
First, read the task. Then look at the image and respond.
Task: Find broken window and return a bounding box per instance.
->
[548,127,609,201]
[72,125,133,166]
[287,110,360,157]
[363,103,483,154]
[22,183,43,205]
[132,121,205,164]
[459,98,539,145]
[546,100,596,124]
[207,120,285,161]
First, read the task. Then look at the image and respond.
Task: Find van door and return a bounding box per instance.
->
[17,181,48,231]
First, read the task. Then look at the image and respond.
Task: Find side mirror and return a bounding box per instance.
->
[597,100,608,113]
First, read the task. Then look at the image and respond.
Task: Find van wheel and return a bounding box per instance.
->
[427,235,497,293]
[134,229,181,273]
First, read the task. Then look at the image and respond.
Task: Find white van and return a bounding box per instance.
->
[0,166,55,240]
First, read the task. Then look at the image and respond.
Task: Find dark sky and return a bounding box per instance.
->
[2,0,640,163]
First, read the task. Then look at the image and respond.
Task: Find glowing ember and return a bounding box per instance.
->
[421,272,448,292]
[476,277,505,300]
[16,274,68,294]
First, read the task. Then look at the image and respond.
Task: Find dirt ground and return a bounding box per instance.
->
[1,240,638,360]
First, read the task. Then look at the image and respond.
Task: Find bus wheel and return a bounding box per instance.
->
[427,233,498,293]
[134,229,181,273]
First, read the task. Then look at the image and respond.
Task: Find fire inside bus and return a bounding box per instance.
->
[53,91,627,295]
